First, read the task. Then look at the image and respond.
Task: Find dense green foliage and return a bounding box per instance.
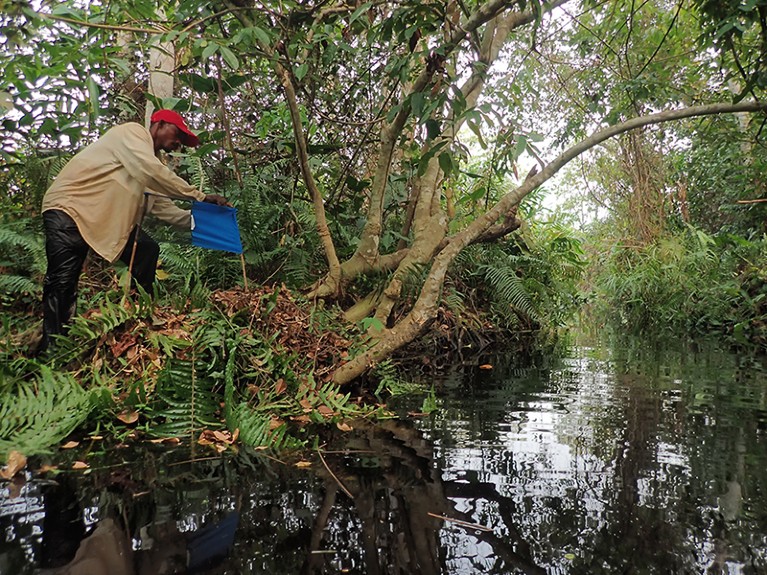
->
[586,226,767,341]
[547,1,767,342]
[0,278,387,458]
[3,0,767,459]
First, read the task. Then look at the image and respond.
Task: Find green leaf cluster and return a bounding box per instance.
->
[0,365,104,459]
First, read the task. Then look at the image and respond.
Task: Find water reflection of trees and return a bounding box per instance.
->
[9,417,547,574]
[6,343,766,574]
[405,343,767,574]
[307,419,546,575]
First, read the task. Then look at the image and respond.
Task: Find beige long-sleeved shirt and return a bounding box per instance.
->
[42,123,205,262]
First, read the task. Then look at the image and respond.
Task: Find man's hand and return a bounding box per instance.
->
[203,193,231,207]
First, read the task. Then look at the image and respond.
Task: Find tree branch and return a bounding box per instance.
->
[348,0,574,275]
[332,101,767,384]
[222,0,343,294]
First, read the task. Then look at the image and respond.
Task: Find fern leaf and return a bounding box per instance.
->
[0,274,40,296]
[151,358,221,437]
[478,264,538,322]
[0,366,98,458]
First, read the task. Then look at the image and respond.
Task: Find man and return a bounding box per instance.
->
[39,109,228,353]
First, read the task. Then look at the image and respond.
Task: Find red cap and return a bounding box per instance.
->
[150,109,200,147]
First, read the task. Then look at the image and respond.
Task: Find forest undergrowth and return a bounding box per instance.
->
[0,263,399,461]
[0,204,587,465]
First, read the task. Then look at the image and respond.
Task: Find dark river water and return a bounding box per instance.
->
[2,333,766,574]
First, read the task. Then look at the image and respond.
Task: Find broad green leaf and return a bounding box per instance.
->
[513,135,527,160]
[50,5,84,18]
[202,42,219,60]
[438,151,454,176]
[349,2,373,24]
[425,118,441,140]
[359,317,385,332]
[40,117,57,135]
[220,46,240,70]
[180,73,216,93]
[250,26,272,47]
[411,91,425,117]
[87,77,100,119]
[295,62,309,81]
[222,75,249,92]
[416,140,447,175]
[386,103,402,123]
[467,120,487,148]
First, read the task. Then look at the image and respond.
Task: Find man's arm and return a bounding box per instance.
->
[148,195,192,228]
[112,124,205,202]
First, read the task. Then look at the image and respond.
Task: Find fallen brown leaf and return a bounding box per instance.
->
[317,405,335,417]
[149,437,181,445]
[269,417,283,431]
[479,364,493,370]
[0,450,27,480]
[197,430,215,445]
[294,461,312,468]
[72,461,90,470]
[61,441,79,449]
[300,398,313,413]
[336,422,353,432]
[274,378,287,395]
[111,333,138,358]
[116,411,139,424]
[212,430,231,443]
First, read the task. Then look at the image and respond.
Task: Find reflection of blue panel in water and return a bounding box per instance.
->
[191,201,243,254]
[186,512,239,571]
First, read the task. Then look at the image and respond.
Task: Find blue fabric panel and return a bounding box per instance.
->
[186,512,240,570]
[191,201,243,254]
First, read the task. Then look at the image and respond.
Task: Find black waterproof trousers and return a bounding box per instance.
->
[40,210,160,353]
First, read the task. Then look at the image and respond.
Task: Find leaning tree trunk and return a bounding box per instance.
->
[306,0,567,301]
[366,9,527,328]
[332,101,767,384]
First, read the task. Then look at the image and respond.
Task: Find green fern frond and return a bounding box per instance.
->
[0,366,99,458]
[0,224,46,275]
[228,405,301,450]
[151,358,221,437]
[478,264,538,323]
[372,360,426,396]
[443,288,466,315]
[24,153,71,184]
[0,225,42,253]
[159,244,198,276]
[223,343,302,449]
[64,296,136,343]
[282,250,314,287]
[399,262,429,300]
[0,274,40,296]
[230,408,271,445]
[189,157,210,195]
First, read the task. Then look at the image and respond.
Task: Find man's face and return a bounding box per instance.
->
[153,122,183,153]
